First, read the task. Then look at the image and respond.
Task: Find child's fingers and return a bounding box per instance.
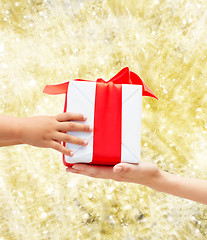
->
[56,132,88,146]
[50,141,74,156]
[58,122,92,132]
[56,112,87,122]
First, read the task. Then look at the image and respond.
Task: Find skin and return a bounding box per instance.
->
[1,112,207,205]
[0,112,92,156]
[66,162,207,205]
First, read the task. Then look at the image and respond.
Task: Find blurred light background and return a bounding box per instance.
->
[0,0,207,239]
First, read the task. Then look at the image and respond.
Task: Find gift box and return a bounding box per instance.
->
[43,67,158,166]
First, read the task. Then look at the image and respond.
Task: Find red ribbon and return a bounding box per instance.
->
[92,82,122,165]
[43,67,158,100]
[43,67,158,166]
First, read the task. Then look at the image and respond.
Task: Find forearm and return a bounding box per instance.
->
[0,140,23,147]
[151,170,207,205]
[0,115,23,146]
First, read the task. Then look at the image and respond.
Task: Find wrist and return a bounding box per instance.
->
[139,166,163,190]
[0,115,25,146]
[14,117,26,144]
[150,169,179,193]
[147,169,171,192]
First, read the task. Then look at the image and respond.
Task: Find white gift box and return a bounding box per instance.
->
[43,67,158,166]
[65,80,142,165]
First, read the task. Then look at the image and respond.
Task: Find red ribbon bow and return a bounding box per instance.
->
[43,67,158,100]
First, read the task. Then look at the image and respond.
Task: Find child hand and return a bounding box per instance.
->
[66,162,161,188]
[19,112,92,156]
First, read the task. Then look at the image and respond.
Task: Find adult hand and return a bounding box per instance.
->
[66,160,207,205]
[66,162,161,189]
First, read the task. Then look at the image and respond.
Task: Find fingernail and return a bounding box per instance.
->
[89,126,93,132]
[72,165,79,170]
[83,140,88,146]
[83,115,87,120]
[69,151,74,157]
[114,166,122,173]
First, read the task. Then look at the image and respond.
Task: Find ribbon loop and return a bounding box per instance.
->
[43,67,158,99]
[96,78,105,83]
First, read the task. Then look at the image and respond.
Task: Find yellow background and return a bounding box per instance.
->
[0,0,207,239]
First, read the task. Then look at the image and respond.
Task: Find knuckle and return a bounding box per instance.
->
[69,122,75,129]
[49,115,56,121]
[42,142,49,148]
[57,145,63,151]
[66,112,72,118]
[78,139,84,145]
[54,144,60,151]
[42,133,49,141]
[56,113,62,119]
[48,118,57,128]
[122,165,130,173]
[65,135,71,142]
[84,125,90,131]
[124,167,129,174]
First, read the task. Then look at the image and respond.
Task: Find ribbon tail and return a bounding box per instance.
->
[130,71,158,100]
[43,82,69,95]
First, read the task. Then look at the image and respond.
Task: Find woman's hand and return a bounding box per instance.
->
[66,162,207,205]
[18,112,92,156]
[66,162,162,189]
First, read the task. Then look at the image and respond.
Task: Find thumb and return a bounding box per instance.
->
[113,163,138,174]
